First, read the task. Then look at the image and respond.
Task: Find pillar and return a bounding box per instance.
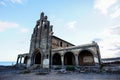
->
[50,54,52,68]
[30,55,33,66]
[61,55,64,68]
[75,54,78,67]
[16,56,19,64]
[20,56,22,64]
[41,53,43,68]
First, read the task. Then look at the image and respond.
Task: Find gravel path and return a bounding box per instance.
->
[0,71,120,80]
[0,66,120,80]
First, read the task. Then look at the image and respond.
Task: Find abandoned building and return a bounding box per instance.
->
[16,12,102,70]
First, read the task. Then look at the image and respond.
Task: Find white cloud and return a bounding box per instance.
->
[99,40,120,58]
[109,25,120,35]
[101,25,120,36]
[94,0,117,14]
[95,25,120,58]
[0,1,6,6]
[0,21,19,32]
[0,21,29,33]
[0,0,25,6]
[66,21,77,29]
[20,28,29,33]
[10,0,24,4]
[110,6,120,18]
[94,0,120,19]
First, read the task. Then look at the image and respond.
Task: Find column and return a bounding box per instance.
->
[75,54,78,67]
[50,54,52,68]
[41,53,43,68]
[16,56,19,64]
[61,55,64,68]
[20,56,22,64]
[30,55,33,66]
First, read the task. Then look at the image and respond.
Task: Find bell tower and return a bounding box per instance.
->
[29,12,53,66]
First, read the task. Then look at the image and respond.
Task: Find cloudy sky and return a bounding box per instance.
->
[0,0,120,61]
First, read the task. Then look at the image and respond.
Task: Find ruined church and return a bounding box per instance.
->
[16,12,101,70]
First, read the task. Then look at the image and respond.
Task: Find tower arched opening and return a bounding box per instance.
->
[35,52,41,64]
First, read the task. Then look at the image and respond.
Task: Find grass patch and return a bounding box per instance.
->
[18,70,31,74]
[66,66,75,71]
[36,72,48,75]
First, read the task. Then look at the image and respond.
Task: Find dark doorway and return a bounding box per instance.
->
[24,56,28,64]
[64,52,75,65]
[78,50,94,66]
[35,52,41,64]
[52,53,61,65]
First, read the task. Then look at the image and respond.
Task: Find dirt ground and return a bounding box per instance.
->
[0,66,120,80]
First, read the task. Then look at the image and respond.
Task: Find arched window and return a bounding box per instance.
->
[60,42,62,47]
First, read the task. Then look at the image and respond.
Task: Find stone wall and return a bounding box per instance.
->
[51,42,101,69]
[51,36,74,49]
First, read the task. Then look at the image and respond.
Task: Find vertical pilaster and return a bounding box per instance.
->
[61,55,64,68]
[20,56,22,64]
[50,52,52,68]
[75,54,78,67]
[16,56,19,64]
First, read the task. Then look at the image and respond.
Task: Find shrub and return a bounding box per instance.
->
[18,70,30,74]
[36,72,48,75]
[66,66,75,71]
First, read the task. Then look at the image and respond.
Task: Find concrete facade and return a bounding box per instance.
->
[51,42,101,69]
[16,12,101,70]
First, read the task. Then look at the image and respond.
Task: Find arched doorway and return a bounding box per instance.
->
[64,52,75,65]
[34,52,41,64]
[24,56,28,64]
[52,53,61,65]
[78,50,94,66]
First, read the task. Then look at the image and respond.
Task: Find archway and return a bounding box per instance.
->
[24,56,28,64]
[52,53,61,65]
[64,52,75,65]
[35,52,41,64]
[78,50,94,66]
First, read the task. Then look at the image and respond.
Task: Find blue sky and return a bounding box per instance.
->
[0,0,120,61]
